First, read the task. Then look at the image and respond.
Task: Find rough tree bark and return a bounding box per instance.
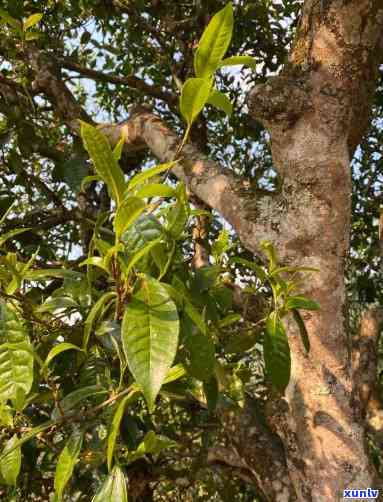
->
[246,1,383,499]
[23,0,383,500]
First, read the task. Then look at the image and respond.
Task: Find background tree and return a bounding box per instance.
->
[0,0,382,501]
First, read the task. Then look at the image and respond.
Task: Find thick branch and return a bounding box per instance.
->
[100,110,280,255]
[25,48,278,257]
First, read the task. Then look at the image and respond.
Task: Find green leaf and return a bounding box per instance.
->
[0,228,32,248]
[135,183,175,199]
[261,241,278,271]
[125,238,161,277]
[83,292,117,350]
[217,313,241,328]
[80,256,110,274]
[92,465,128,502]
[25,31,40,41]
[285,296,320,311]
[0,303,33,405]
[24,268,82,281]
[180,78,212,126]
[264,313,291,393]
[292,309,310,353]
[52,386,107,420]
[37,296,79,313]
[211,229,230,261]
[0,435,21,486]
[23,13,43,31]
[56,157,89,193]
[44,343,84,370]
[114,197,146,239]
[135,431,176,457]
[107,391,139,471]
[163,364,187,384]
[203,376,218,412]
[224,331,258,354]
[194,2,233,78]
[218,55,257,69]
[128,162,177,192]
[54,429,84,501]
[207,89,233,116]
[122,215,163,252]
[113,136,125,162]
[122,276,179,411]
[184,331,215,381]
[80,122,126,206]
[0,9,22,31]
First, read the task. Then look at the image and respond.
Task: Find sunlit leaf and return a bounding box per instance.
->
[135,183,175,199]
[122,275,179,411]
[114,197,146,239]
[23,13,43,31]
[194,2,233,78]
[80,122,126,206]
[0,303,33,406]
[180,78,212,126]
[128,162,176,191]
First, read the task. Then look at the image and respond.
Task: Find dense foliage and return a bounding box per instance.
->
[0,0,381,500]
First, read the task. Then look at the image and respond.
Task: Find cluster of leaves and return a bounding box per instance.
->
[0,118,318,500]
[0,6,319,498]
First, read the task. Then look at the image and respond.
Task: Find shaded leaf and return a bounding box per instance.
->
[207,89,233,116]
[44,343,84,370]
[184,331,215,381]
[54,429,84,501]
[292,309,310,353]
[264,313,291,393]
[285,296,320,311]
[0,435,21,486]
[52,386,107,420]
[83,292,116,350]
[107,390,139,471]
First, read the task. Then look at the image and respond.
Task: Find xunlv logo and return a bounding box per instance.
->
[343,488,379,499]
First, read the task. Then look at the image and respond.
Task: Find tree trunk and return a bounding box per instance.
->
[247,1,383,499]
